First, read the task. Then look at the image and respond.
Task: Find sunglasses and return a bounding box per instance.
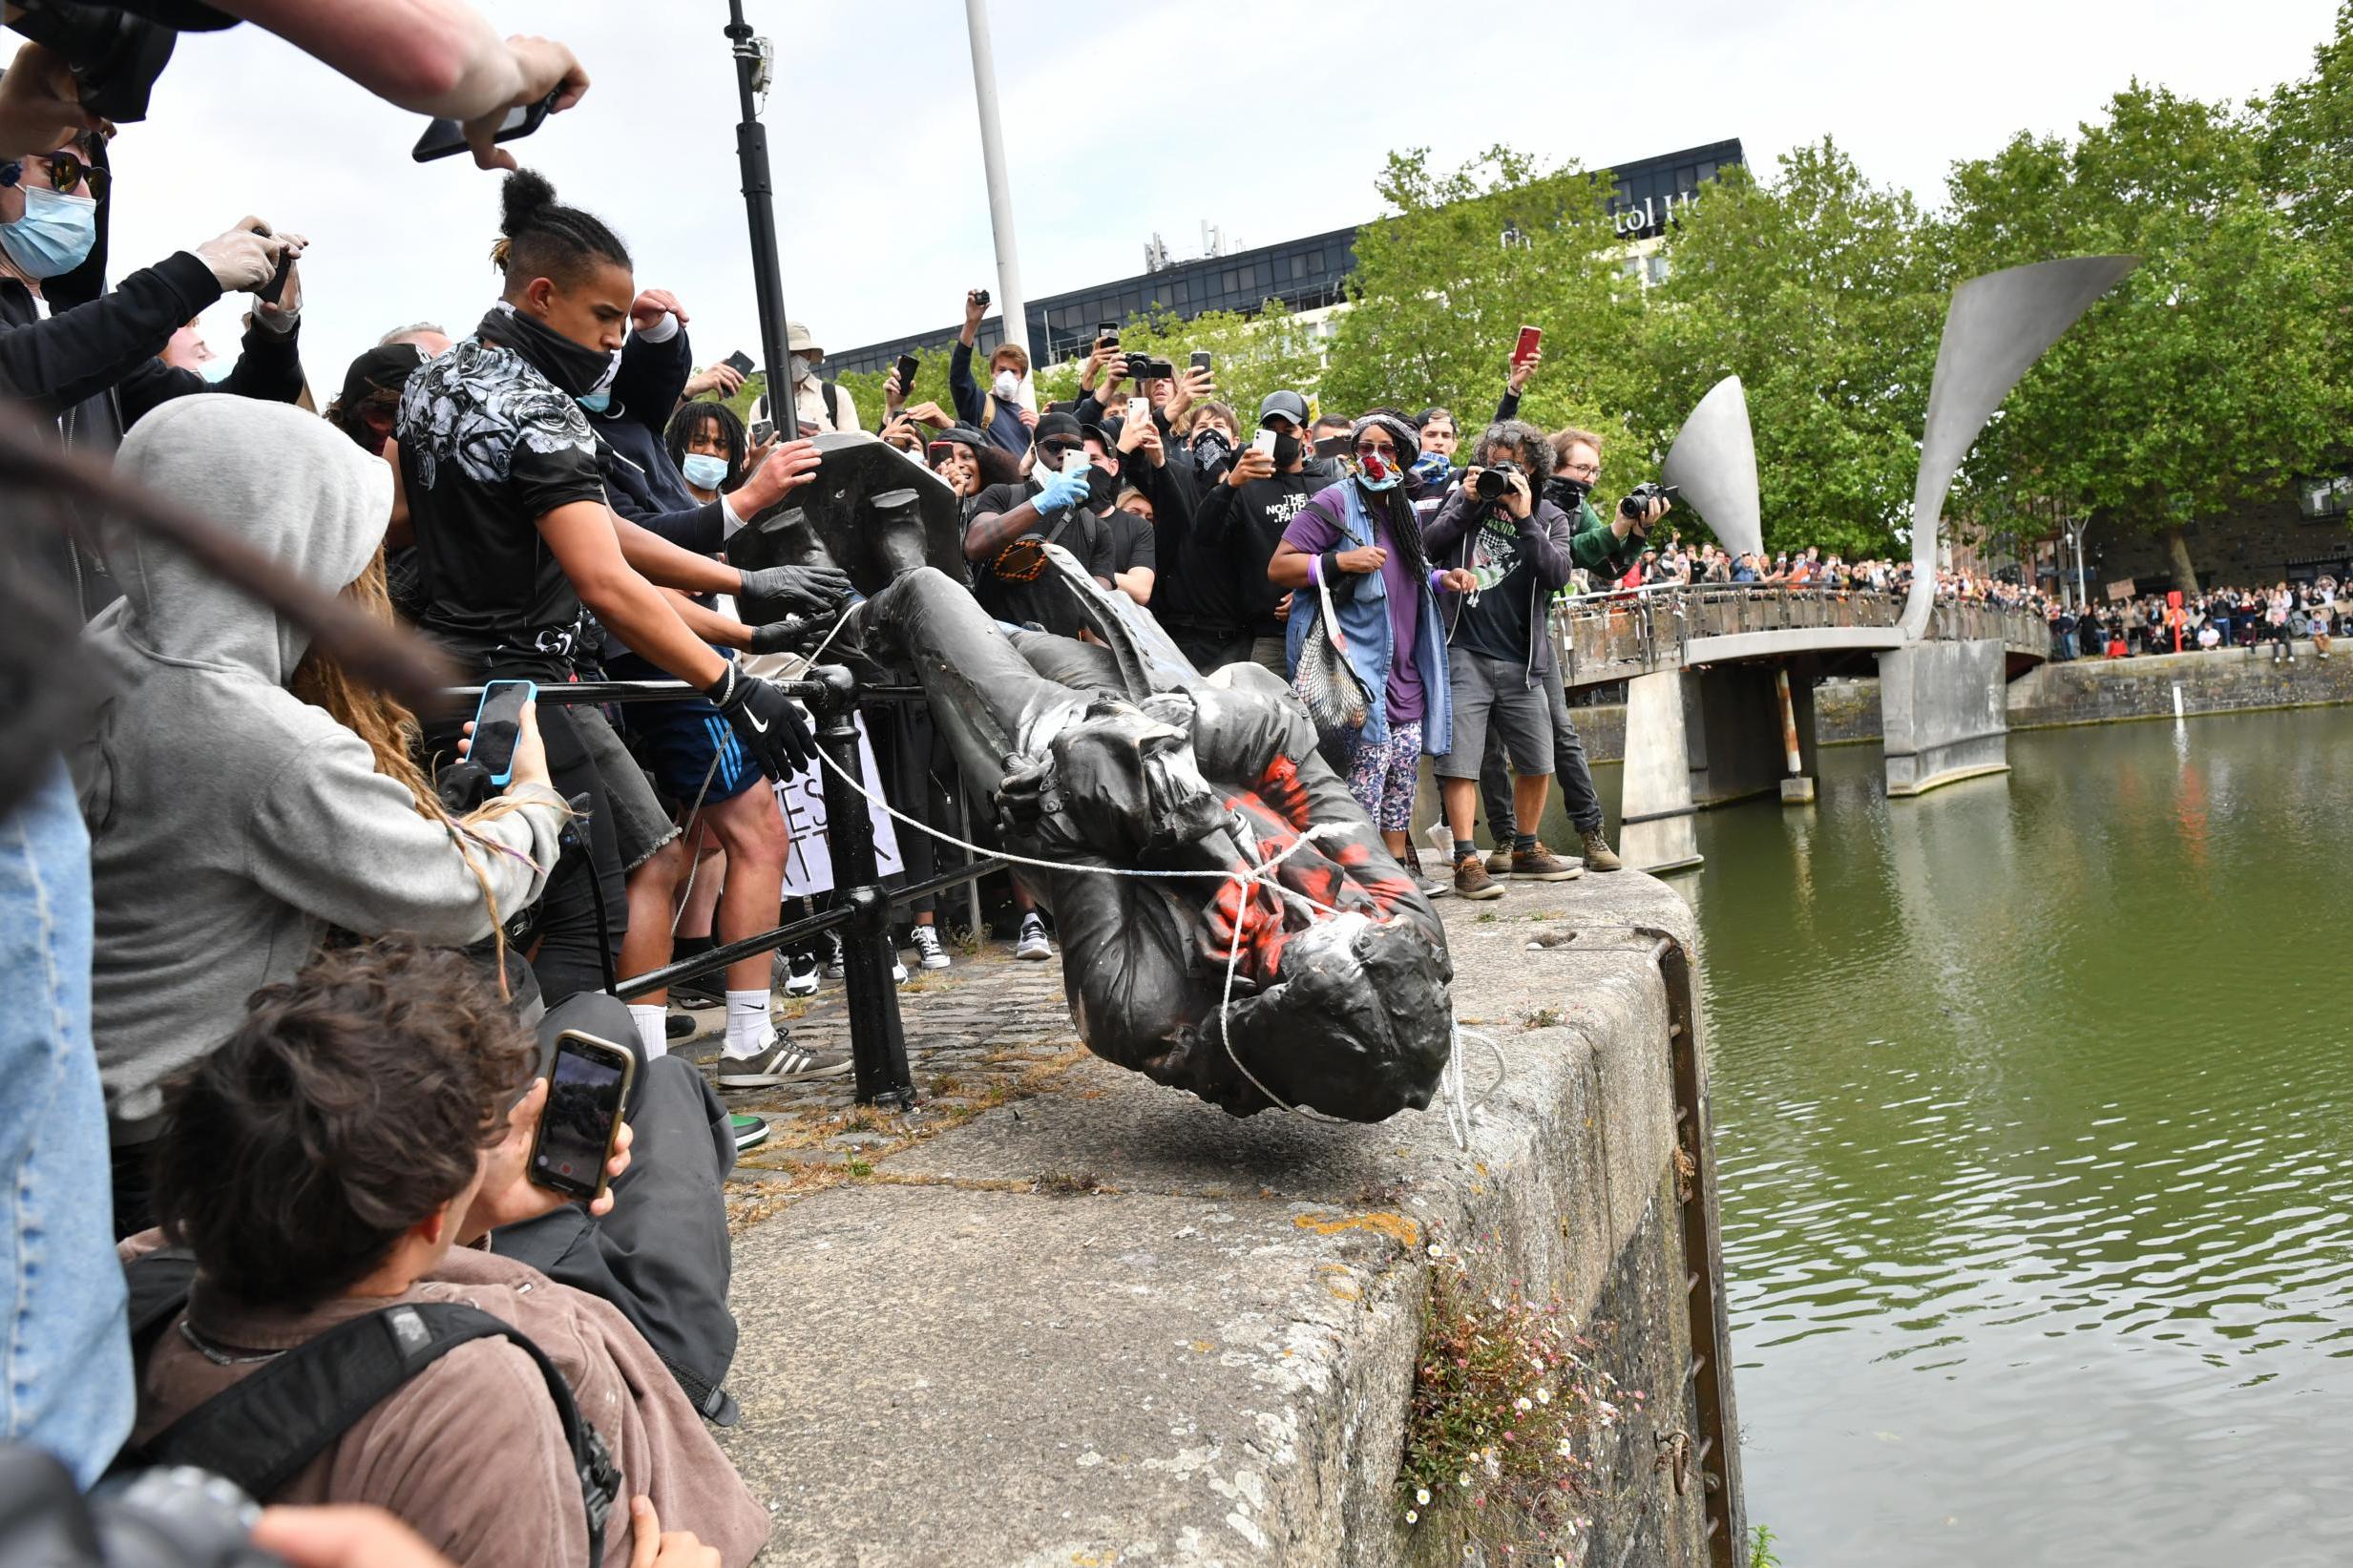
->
[32,151,106,202]
[1036,439,1082,463]
[1355,440,1397,459]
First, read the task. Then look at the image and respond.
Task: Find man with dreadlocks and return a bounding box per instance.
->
[1270,410,1476,892]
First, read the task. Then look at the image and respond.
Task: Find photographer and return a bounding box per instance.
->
[948,286,1034,455]
[124,937,767,1568]
[1193,389,1339,676]
[1469,426,1657,876]
[1423,419,1580,898]
[1099,412,1185,606]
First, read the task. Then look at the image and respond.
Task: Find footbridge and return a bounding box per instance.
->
[1555,586,2051,872]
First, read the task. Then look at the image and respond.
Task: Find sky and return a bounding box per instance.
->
[101,0,2343,395]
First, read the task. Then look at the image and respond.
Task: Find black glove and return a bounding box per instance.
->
[704,663,816,777]
[738,564,852,623]
[745,614,820,656]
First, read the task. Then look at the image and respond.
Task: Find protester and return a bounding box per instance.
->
[1195,389,1336,676]
[125,938,767,1568]
[961,409,1118,632]
[767,319,858,436]
[393,169,835,1013]
[1422,419,1582,897]
[79,398,568,1235]
[948,287,1034,454]
[1270,410,1471,888]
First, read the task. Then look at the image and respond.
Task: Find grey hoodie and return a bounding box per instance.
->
[78,399,566,1134]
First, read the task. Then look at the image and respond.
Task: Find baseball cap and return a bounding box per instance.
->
[337,343,427,409]
[1258,390,1309,429]
[1033,411,1084,449]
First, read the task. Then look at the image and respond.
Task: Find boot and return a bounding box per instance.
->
[1578,826,1625,872]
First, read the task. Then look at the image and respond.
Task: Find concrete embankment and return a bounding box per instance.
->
[713,871,1734,1567]
[1554,644,2353,766]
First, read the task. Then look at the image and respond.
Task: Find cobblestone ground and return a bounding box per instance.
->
[668,939,1088,1230]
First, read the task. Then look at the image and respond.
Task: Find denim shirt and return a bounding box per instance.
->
[1286,482,1454,757]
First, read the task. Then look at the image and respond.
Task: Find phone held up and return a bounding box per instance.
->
[467,679,535,788]
[724,349,755,378]
[412,91,561,163]
[1250,428,1280,462]
[894,353,920,393]
[1513,324,1543,365]
[529,1030,636,1202]
[1189,349,1213,375]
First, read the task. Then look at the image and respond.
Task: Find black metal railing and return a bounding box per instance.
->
[446,671,1004,1110]
[1553,585,2050,686]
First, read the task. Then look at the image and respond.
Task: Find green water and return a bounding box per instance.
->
[1679,708,2353,1567]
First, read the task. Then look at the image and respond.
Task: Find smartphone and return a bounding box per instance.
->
[1250,428,1279,461]
[1189,349,1213,375]
[255,248,295,305]
[1513,324,1543,365]
[894,352,920,392]
[1097,321,1120,349]
[927,440,955,464]
[749,418,776,446]
[467,679,535,788]
[411,91,560,163]
[529,1030,636,1202]
[1313,433,1352,459]
[1061,448,1092,481]
[724,349,755,377]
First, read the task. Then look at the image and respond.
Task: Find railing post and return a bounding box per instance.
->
[808,665,917,1109]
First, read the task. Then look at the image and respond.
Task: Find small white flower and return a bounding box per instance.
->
[1515,1396,1533,1412]
[1557,1437,1573,1458]
[1535,1387,1552,1406]
[1405,1509,1419,1524]
[1416,1488,1431,1505]
[1460,1471,1473,1488]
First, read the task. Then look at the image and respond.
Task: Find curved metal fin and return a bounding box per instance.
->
[1661,375,1762,560]
[1898,255,2137,639]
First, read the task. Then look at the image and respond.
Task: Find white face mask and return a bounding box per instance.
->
[789,353,815,386]
[992,368,1019,402]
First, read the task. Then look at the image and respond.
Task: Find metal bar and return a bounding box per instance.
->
[438,679,934,709]
[809,679,918,1108]
[725,0,795,432]
[1647,931,1745,1568]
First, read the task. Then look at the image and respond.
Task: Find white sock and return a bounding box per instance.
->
[724,990,776,1059]
[628,1004,669,1061]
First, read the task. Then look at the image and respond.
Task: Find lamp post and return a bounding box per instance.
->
[724,2,793,422]
[2064,517,2090,610]
[960,0,1030,363]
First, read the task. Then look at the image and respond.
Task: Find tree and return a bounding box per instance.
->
[1322,146,1644,443]
[1640,139,1950,559]
[1944,84,2345,592]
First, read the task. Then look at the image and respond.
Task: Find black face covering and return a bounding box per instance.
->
[1546,473,1593,510]
[1085,465,1118,512]
[478,304,619,398]
[1271,431,1302,469]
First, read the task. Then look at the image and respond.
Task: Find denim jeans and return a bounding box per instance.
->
[0,761,131,1486]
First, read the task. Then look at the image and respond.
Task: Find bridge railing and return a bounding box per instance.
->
[1553,585,2050,687]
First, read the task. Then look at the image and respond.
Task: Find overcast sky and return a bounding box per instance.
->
[104,0,2342,392]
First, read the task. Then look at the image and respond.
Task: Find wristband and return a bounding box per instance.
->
[1427,568,1447,592]
[1320,550,1341,585]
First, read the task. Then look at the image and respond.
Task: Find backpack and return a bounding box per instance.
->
[117,1249,621,1568]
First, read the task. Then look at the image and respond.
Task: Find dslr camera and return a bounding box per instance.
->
[1619,481,1681,525]
[1473,460,1523,503]
[1124,352,1175,384]
[0,1445,282,1568]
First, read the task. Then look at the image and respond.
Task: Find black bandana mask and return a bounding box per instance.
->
[1546,474,1593,510]
[480,303,621,398]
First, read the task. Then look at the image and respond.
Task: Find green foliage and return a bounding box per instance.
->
[1642,141,1951,558]
[1326,146,1644,442]
[1748,1523,1783,1568]
[1943,81,2347,589]
[1082,303,1327,427]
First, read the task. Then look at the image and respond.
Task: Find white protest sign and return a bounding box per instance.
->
[773,712,904,897]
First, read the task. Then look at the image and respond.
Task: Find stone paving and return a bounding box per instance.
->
[666,938,1092,1229]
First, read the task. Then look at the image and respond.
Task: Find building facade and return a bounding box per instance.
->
[828,139,1745,376]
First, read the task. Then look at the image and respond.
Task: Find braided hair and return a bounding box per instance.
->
[665,400,747,490]
[489,168,631,289]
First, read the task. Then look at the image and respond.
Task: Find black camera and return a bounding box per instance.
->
[0,1445,283,1568]
[9,0,212,123]
[1474,460,1523,502]
[1619,481,1681,523]
[1124,353,1175,383]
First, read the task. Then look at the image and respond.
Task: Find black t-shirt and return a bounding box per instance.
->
[1210,470,1334,638]
[1102,506,1157,576]
[396,340,610,676]
[1450,508,1541,665]
[968,479,1118,636]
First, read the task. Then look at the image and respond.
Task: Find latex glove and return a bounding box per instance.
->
[738,563,852,622]
[1034,466,1091,515]
[745,614,820,655]
[704,665,816,776]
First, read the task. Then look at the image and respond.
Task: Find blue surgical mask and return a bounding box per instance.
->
[1357,469,1404,492]
[681,452,729,491]
[1,186,96,280]
[577,388,611,413]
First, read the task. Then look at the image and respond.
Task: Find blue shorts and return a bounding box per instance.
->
[627,695,764,810]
